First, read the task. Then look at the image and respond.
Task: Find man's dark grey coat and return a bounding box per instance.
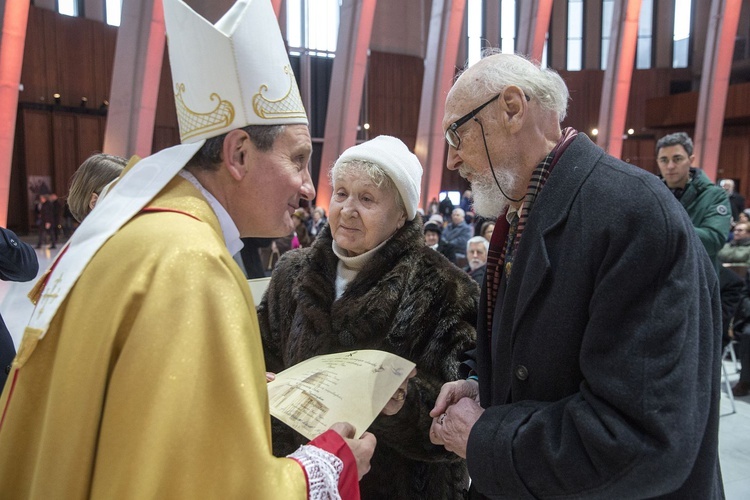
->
[466,134,723,499]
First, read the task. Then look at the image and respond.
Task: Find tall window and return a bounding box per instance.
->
[106,0,122,27]
[673,0,692,68]
[467,0,483,67]
[567,0,583,71]
[58,0,78,17]
[287,0,341,57]
[500,0,516,54]
[285,0,341,139]
[601,0,615,69]
[636,0,653,69]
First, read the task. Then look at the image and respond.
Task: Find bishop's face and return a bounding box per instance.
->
[240,124,315,237]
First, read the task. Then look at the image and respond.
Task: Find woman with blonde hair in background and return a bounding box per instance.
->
[67,153,127,222]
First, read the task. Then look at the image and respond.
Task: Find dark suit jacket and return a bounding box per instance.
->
[466,134,723,498]
[729,192,745,221]
[0,228,39,390]
[466,264,486,286]
[435,240,456,263]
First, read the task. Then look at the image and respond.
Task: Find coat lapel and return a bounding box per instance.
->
[502,134,604,348]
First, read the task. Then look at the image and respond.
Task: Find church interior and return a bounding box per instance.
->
[0,0,748,496]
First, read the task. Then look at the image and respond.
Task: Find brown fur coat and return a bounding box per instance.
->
[258,219,478,499]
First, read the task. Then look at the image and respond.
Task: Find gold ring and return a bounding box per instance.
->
[393,388,406,401]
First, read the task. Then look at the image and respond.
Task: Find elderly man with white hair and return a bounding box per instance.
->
[429,52,723,498]
[465,235,489,285]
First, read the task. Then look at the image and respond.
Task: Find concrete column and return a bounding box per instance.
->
[691,0,712,78]
[693,0,742,181]
[596,0,642,158]
[516,0,553,62]
[414,0,467,210]
[584,0,602,69]
[271,0,282,17]
[103,0,165,158]
[484,0,500,48]
[84,0,105,22]
[315,0,377,211]
[653,0,674,68]
[548,0,567,69]
[272,0,286,39]
[34,0,55,11]
[0,0,30,226]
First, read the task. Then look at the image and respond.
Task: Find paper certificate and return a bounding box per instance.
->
[267,350,416,440]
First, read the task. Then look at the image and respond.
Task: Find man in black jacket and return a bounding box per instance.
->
[423,220,456,263]
[430,52,723,498]
[0,227,39,391]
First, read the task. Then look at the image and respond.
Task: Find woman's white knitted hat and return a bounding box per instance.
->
[333,135,423,220]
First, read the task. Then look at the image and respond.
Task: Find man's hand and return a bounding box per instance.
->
[429,397,483,458]
[329,422,376,480]
[430,378,479,418]
[381,367,418,416]
[265,372,275,383]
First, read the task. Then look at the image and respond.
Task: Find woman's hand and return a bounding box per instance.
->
[381,367,417,416]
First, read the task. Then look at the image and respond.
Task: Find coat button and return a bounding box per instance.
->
[515,365,528,381]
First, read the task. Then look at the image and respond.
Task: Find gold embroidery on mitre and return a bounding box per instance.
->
[252,66,306,120]
[174,83,236,141]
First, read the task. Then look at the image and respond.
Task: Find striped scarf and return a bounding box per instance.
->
[485,127,578,335]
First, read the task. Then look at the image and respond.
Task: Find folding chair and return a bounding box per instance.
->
[722,340,740,374]
[720,359,737,416]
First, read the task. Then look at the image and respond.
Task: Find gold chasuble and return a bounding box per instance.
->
[0,176,307,498]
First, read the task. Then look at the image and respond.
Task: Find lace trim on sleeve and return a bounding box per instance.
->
[288,444,343,500]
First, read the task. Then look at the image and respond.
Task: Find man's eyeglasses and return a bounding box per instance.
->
[445,92,530,150]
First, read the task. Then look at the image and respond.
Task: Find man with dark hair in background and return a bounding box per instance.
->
[655,132,731,274]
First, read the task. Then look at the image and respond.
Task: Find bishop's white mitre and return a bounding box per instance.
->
[163,0,308,143]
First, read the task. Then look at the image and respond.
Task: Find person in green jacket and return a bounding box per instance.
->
[719,222,750,267]
[656,132,731,275]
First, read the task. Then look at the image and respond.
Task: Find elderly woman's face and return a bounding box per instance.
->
[329,169,407,256]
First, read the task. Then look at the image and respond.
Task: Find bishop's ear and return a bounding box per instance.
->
[222,129,252,181]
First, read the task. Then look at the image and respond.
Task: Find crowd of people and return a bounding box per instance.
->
[0,0,742,498]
